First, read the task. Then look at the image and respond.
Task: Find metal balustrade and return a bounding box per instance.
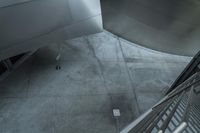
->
[166,51,200,94]
[121,72,200,133]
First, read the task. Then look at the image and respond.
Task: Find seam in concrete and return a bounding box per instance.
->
[84,36,121,132]
[118,37,141,116]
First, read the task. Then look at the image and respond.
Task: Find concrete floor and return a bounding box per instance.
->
[0,31,191,133]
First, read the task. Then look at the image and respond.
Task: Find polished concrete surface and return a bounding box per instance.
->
[101,0,200,56]
[0,31,191,133]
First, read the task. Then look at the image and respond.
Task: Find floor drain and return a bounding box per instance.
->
[113,109,121,117]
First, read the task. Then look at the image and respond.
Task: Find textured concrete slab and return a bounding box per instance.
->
[28,61,106,97]
[119,37,191,113]
[110,93,140,131]
[54,113,117,133]
[0,62,31,98]
[31,37,96,65]
[99,61,133,94]
[54,95,117,133]
[0,97,55,133]
[0,30,191,132]
[87,32,124,61]
[119,38,192,63]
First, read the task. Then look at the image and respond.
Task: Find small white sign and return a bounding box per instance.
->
[113,109,121,117]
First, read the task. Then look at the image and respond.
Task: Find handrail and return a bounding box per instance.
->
[120,72,200,133]
[157,92,184,133]
[166,51,200,94]
[154,72,200,109]
[145,96,177,132]
[182,86,194,122]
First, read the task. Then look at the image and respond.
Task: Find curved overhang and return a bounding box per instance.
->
[0,0,103,60]
[101,0,200,56]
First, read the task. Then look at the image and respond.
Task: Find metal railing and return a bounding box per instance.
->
[120,72,200,133]
[166,51,200,94]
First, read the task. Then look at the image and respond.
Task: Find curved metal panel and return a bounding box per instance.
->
[0,0,102,60]
[101,0,200,56]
